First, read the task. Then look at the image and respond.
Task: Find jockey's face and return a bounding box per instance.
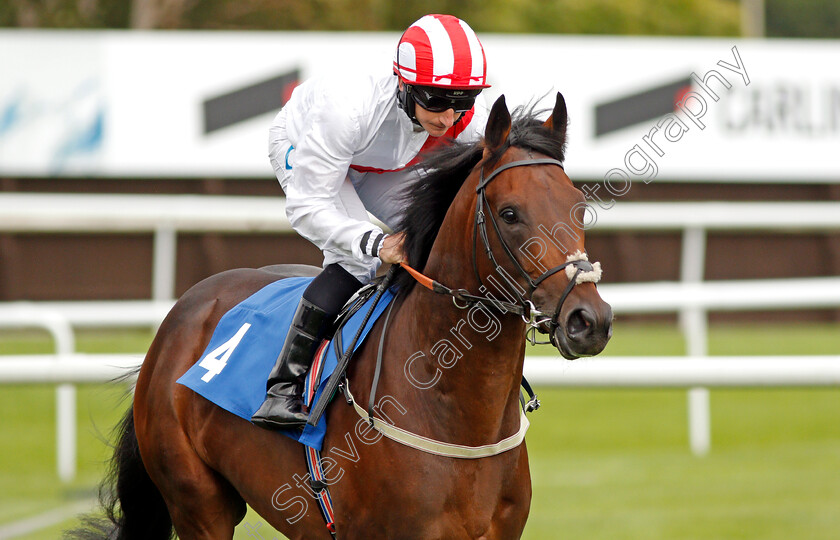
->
[414,105,461,137]
[399,81,480,137]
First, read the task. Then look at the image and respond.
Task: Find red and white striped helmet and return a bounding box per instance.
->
[393,14,490,89]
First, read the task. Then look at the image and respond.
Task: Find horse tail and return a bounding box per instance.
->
[65,404,174,540]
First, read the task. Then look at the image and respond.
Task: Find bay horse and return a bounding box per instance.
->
[69,94,612,540]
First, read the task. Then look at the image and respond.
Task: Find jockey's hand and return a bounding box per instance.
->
[378,232,407,264]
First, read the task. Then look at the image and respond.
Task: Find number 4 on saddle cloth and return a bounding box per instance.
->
[176,276,395,450]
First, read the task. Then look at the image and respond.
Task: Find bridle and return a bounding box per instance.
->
[402,156,600,347]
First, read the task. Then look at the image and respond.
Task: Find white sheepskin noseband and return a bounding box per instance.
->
[565,250,603,284]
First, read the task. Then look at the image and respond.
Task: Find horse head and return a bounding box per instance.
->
[468,93,613,359]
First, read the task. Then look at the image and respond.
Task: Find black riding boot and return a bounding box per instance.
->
[251,263,363,430]
[251,298,333,429]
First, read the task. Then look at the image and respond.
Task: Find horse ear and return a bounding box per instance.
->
[543,92,568,139]
[484,95,511,154]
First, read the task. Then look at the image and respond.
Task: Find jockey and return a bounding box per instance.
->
[252,14,491,430]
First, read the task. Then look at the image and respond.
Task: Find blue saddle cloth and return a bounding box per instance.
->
[176,277,394,450]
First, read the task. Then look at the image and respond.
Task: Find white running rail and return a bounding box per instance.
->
[2,194,840,477]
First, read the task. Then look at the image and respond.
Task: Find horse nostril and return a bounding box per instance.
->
[566,308,593,337]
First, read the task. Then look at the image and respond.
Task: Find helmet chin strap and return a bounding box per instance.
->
[396,78,421,126]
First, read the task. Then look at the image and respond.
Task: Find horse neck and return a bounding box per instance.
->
[393,289,526,434]
[378,175,528,445]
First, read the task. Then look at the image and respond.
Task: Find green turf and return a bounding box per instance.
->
[524,387,840,540]
[1,324,838,539]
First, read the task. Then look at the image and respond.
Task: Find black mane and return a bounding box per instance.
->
[392,105,568,295]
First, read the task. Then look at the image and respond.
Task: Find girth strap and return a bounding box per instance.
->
[304,446,337,539]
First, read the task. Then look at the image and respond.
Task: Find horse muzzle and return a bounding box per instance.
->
[552,300,613,360]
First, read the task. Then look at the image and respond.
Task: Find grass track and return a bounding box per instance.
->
[1,324,838,539]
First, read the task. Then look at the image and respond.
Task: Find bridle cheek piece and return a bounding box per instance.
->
[471,158,603,346]
[401,157,603,348]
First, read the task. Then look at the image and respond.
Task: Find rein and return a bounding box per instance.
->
[400,261,529,316]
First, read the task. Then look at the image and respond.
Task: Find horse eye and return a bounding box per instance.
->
[499,208,518,224]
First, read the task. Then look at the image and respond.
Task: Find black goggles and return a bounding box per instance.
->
[410,85,481,113]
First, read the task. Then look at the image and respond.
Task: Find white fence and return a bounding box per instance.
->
[2,194,839,479]
[0,193,294,300]
[5,353,840,387]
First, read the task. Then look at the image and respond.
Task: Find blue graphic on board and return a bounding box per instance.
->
[0,78,105,174]
[51,107,105,172]
[0,93,22,135]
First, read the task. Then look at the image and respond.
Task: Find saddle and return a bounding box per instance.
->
[303,275,389,425]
